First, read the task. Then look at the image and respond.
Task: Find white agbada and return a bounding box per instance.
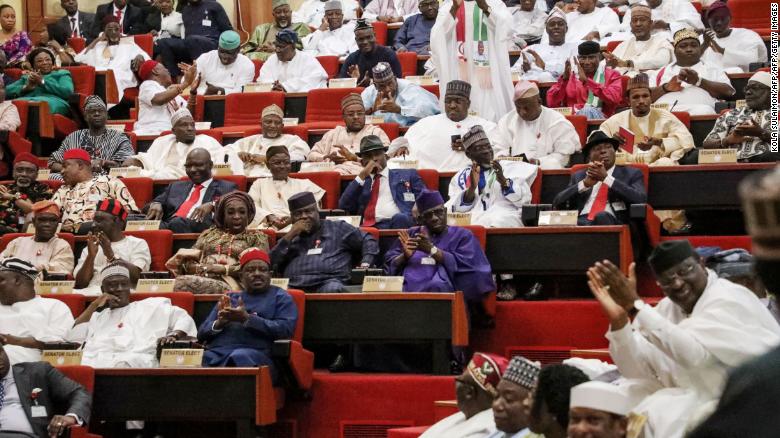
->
[293,0,359,27]
[611,34,673,74]
[0,296,74,364]
[555,6,620,43]
[224,133,311,177]
[509,7,547,43]
[134,80,188,135]
[362,0,419,22]
[616,0,703,37]
[193,50,256,94]
[74,41,150,97]
[511,41,578,82]
[74,236,152,296]
[134,133,243,179]
[303,21,358,56]
[648,61,735,115]
[67,297,197,368]
[257,51,328,93]
[700,28,768,73]
[490,106,580,169]
[391,113,496,172]
[419,408,496,438]
[446,160,537,227]
[608,270,780,438]
[430,0,515,122]
[248,177,326,229]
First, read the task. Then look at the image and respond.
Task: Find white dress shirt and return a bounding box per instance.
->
[578,165,616,217]
[112,5,127,30]
[67,12,81,37]
[181,178,213,218]
[354,167,401,222]
[0,370,35,435]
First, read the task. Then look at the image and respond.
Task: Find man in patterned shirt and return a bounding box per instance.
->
[0,153,52,233]
[702,71,778,162]
[51,148,139,235]
[48,96,134,180]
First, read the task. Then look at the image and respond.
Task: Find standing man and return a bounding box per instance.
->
[303,0,358,56]
[54,0,95,41]
[192,30,255,95]
[243,0,311,62]
[339,19,402,86]
[361,62,440,127]
[393,0,439,55]
[430,0,515,122]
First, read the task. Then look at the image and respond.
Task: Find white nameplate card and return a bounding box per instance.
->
[41,350,83,366]
[283,117,299,126]
[271,278,290,290]
[329,78,357,88]
[37,169,51,181]
[243,82,274,93]
[35,281,75,294]
[650,103,670,111]
[698,148,737,164]
[109,167,141,178]
[135,278,175,292]
[326,215,362,227]
[27,223,62,234]
[447,212,472,226]
[538,210,578,226]
[106,124,126,132]
[195,122,212,130]
[299,161,336,172]
[614,151,628,165]
[388,159,419,169]
[551,107,573,116]
[159,349,204,368]
[125,220,161,231]
[735,99,746,109]
[369,115,385,125]
[406,75,435,86]
[362,276,404,293]
[496,156,526,162]
[212,163,233,176]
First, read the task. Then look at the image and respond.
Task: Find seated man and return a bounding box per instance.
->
[559,0,619,42]
[302,0,358,57]
[587,241,780,438]
[419,352,508,438]
[243,0,310,62]
[604,4,672,75]
[389,80,495,172]
[512,7,578,83]
[492,80,580,169]
[226,104,310,177]
[191,30,255,95]
[553,131,646,226]
[701,2,767,73]
[363,0,418,23]
[68,264,196,367]
[133,60,197,135]
[248,146,325,231]
[308,93,391,175]
[74,198,151,295]
[510,0,547,46]
[613,0,703,42]
[0,258,74,364]
[0,343,91,437]
[51,148,139,234]
[547,40,623,119]
[568,381,630,438]
[361,62,440,127]
[257,29,328,92]
[648,28,735,116]
[339,135,425,229]
[294,0,359,28]
[270,191,379,292]
[385,189,495,303]
[522,364,590,438]
[50,96,135,180]
[127,108,238,179]
[0,200,74,276]
[393,0,438,55]
[487,356,542,438]
[0,153,53,234]
[599,73,694,166]
[447,126,537,228]
[339,19,402,86]
[74,16,149,97]
[145,148,238,233]
[198,248,297,380]
[702,71,778,162]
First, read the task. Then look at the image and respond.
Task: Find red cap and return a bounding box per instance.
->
[13,152,39,167]
[96,198,128,221]
[467,353,509,396]
[239,248,271,267]
[139,60,159,81]
[62,148,91,162]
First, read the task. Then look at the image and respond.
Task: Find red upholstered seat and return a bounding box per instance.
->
[124,230,173,271]
[422,84,439,98]
[131,292,195,314]
[5,67,22,81]
[417,169,439,190]
[133,33,154,57]
[290,171,340,209]
[397,52,418,78]
[565,114,588,147]
[730,0,771,29]
[371,21,388,46]
[67,37,86,53]
[53,115,80,138]
[214,174,247,191]
[377,122,399,140]
[62,65,96,95]
[305,87,364,122]
[388,426,430,438]
[223,92,285,126]
[317,55,341,79]
[260,228,277,247]
[672,111,691,129]
[606,40,622,53]
[12,100,29,137]
[41,294,86,318]
[0,232,75,252]
[57,365,94,392]
[120,177,153,209]
[252,59,264,80]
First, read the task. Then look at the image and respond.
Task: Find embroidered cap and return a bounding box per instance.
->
[446,80,471,99]
[266,145,290,160]
[467,353,509,396]
[546,7,567,23]
[100,263,131,282]
[32,200,61,218]
[626,72,650,91]
[170,107,193,126]
[95,198,129,221]
[749,71,772,88]
[341,93,365,111]
[0,258,39,282]
[514,80,540,100]
[414,189,444,214]
[138,60,159,81]
[84,95,107,111]
[276,29,299,45]
[673,28,700,47]
[503,356,541,390]
[272,0,290,9]
[219,30,241,50]
[262,104,284,120]
[461,125,490,151]
[629,4,652,18]
[372,62,395,82]
[324,0,343,11]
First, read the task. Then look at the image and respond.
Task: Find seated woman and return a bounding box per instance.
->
[7,47,75,116]
[0,5,32,68]
[166,191,270,294]
[39,24,77,67]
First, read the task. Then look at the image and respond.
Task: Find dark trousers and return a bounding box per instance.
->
[374,213,415,230]
[156,36,217,77]
[161,216,213,233]
[578,211,621,226]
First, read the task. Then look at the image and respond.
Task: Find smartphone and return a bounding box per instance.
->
[451,134,461,143]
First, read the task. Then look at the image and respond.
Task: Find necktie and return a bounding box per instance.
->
[362,174,381,227]
[115,9,123,24]
[587,182,609,221]
[175,184,203,218]
[70,17,78,37]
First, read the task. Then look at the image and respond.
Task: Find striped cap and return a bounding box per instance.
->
[461,125,490,151]
[0,258,39,281]
[503,356,541,390]
[101,263,131,282]
[95,198,129,221]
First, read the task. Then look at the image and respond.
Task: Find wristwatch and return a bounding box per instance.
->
[695,76,702,87]
[429,246,439,256]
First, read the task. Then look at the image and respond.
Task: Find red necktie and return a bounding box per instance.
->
[70,18,78,37]
[175,184,203,218]
[115,9,123,24]
[362,174,381,227]
[587,183,609,221]
[455,1,466,45]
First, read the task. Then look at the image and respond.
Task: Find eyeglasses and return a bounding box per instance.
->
[421,207,446,220]
[657,262,697,287]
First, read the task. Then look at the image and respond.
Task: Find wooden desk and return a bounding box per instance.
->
[94,71,119,104]
[92,367,277,436]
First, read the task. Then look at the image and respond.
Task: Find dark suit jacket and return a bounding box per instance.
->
[552,165,646,224]
[151,179,238,221]
[11,362,92,438]
[339,169,425,219]
[145,11,162,33]
[92,2,147,37]
[53,12,96,42]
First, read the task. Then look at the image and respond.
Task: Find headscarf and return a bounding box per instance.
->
[214,191,256,229]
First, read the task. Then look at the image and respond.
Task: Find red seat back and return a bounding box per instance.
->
[290,171,340,209]
[606,40,622,53]
[252,59,264,81]
[224,92,285,126]
[260,228,277,247]
[0,232,75,252]
[730,0,770,29]
[422,84,439,98]
[12,99,29,137]
[397,52,418,78]
[133,34,154,57]
[417,169,439,190]
[5,68,22,81]
[672,111,691,129]
[57,365,95,392]
[288,289,305,342]
[565,114,587,148]
[305,87,364,122]
[461,225,486,249]
[41,294,86,318]
[62,65,96,95]
[377,122,399,140]
[123,230,173,271]
[131,292,195,314]
[215,175,247,191]
[371,21,388,46]
[530,172,542,204]
[67,37,86,53]
[316,56,340,79]
[120,177,153,209]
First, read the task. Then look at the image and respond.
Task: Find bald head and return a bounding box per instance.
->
[185,148,213,184]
